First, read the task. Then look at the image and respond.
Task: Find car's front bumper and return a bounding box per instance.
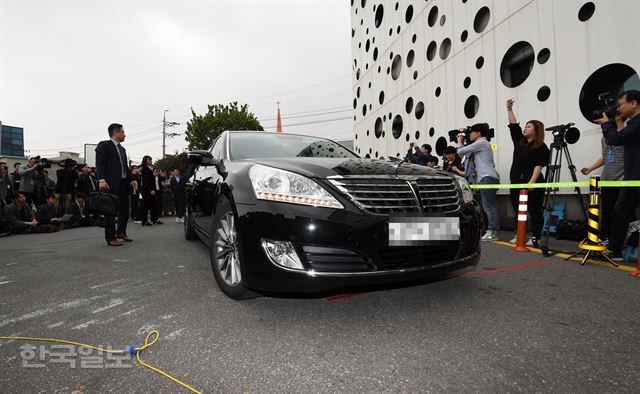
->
[233,198,482,295]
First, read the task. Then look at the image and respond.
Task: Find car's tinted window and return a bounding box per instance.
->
[229,133,357,160]
[210,135,225,160]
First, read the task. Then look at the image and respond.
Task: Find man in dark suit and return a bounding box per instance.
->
[170,169,187,222]
[95,123,134,246]
[77,164,98,195]
[130,165,141,222]
[68,193,96,228]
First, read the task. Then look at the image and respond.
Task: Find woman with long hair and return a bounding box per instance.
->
[139,155,162,226]
[506,99,550,245]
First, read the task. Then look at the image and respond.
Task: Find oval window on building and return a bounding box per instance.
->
[500,41,535,88]
[578,63,640,123]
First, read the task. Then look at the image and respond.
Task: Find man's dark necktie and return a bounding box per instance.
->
[117,144,128,178]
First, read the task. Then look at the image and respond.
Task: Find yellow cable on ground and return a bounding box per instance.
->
[0,330,202,394]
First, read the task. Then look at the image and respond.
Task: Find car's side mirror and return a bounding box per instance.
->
[187,150,219,166]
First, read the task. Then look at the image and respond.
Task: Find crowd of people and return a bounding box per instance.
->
[404,91,640,262]
[0,154,187,237]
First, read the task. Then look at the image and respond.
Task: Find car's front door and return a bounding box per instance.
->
[192,135,226,237]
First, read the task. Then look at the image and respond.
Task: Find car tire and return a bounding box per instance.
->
[184,208,198,241]
[210,198,258,300]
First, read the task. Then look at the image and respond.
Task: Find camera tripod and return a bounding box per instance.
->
[540,136,588,257]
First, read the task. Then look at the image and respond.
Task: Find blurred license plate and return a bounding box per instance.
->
[388,217,460,246]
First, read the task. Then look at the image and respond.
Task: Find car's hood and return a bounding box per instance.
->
[247,157,454,179]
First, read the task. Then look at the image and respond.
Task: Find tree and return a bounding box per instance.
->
[184,102,263,150]
[155,153,187,174]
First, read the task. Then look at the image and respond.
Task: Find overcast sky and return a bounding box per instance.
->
[0,0,353,163]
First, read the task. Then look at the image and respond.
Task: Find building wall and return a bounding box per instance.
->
[351,0,640,195]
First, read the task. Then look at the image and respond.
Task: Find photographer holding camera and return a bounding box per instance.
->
[506,99,550,246]
[597,90,640,261]
[55,159,78,215]
[19,156,49,207]
[455,123,501,241]
[443,146,465,177]
[405,142,433,166]
[582,112,626,244]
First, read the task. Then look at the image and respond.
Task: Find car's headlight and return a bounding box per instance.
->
[249,164,344,209]
[453,175,474,204]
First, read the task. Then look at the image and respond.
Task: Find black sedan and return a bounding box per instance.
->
[184,131,482,299]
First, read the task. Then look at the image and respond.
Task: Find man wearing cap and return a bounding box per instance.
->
[456,123,501,242]
[18,156,45,207]
[95,123,134,246]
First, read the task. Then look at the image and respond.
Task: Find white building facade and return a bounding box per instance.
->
[351,0,640,193]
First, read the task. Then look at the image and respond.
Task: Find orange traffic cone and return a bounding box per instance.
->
[513,189,530,252]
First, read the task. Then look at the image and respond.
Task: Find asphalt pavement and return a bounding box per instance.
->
[1,221,639,393]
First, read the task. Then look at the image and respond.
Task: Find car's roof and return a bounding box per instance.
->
[225,130,334,140]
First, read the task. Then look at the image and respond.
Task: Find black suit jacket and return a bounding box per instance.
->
[36,203,56,225]
[95,140,131,193]
[5,203,34,224]
[69,201,88,220]
[140,166,157,194]
[170,176,187,196]
[77,173,95,195]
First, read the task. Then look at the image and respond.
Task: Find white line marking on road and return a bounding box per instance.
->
[92,299,125,314]
[71,320,99,330]
[58,296,105,310]
[47,321,64,328]
[161,314,175,320]
[164,329,184,340]
[119,307,144,317]
[0,296,106,328]
[113,259,128,262]
[0,281,14,285]
[89,279,128,289]
[0,308,54,328]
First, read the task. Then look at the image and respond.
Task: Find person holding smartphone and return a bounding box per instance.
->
[506,99,550,246]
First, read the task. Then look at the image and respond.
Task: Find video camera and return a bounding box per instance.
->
[545,123,580,145]
[590,92,618,120]
[35,157,52,169]
[448,124,495,144]
[59,158,78,170]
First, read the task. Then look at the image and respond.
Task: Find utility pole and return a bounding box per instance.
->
[162,109,181,158]
[162,109,168,159]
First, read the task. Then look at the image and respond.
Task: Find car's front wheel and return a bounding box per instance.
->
[210,198,258,300]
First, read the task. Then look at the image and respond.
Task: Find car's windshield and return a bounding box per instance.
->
[229,133,358,160]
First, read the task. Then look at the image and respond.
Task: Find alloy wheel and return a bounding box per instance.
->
[215,212,242,286]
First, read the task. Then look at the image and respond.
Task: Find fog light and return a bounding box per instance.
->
[261,239,304,270]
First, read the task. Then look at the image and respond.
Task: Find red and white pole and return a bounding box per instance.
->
[513,189,530,252]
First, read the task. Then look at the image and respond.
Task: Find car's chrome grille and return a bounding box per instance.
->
[415,178,460,213]
[328,176,459,215]
[328,178,420,215]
